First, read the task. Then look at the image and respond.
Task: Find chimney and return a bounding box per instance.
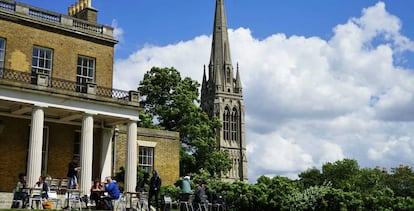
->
[68,0,98,23]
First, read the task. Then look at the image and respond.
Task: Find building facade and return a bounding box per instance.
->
[0,0,179,193]
[201,0,248,182]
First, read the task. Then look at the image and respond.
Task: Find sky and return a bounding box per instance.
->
[19,0,414,182]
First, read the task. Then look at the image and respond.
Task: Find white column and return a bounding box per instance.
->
[27,106,45,187]
[124,120,137,192]
[100,128,113,182]
[79,113,94,195]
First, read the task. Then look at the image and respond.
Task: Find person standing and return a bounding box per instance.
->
[66,156,80,189]
[148,169,162,211]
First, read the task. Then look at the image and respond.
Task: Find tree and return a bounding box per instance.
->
[299,167,322,188]
[138,67,231,176]
[322,158,360,191]
[383,165,414,197]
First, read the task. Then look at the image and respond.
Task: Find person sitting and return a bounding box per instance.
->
[11,173,28,208]
[102,176,120,210]
[180,176,193,194]
[135,172,149,193]
[90,177,104,208]
[34,176,49,199]
[31,176,49,209]
[194,181,207,205]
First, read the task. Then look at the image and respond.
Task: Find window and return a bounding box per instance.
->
[139,146,154,173]
[230,108,239,141]
[226,67,231,83]
[223,107,230,140]
[32,46,53,81]
[76,56,95,93]
[74,131,81,158]
[0,38,5,74]
[41,127,50,177]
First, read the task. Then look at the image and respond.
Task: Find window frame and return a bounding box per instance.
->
[138,146,154,173]
[0,38,5,72]
[32,46,53,76]
[76,55,96,93]
[223,107,230,140]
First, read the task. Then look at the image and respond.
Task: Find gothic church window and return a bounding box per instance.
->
[226,67,231,83]
[231,108,239,141]
[223,107,230,140]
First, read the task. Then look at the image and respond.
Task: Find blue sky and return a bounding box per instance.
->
[20,1,414,66]
[20,0,414,182]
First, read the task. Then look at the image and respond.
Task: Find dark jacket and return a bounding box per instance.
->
[67,161,78,177]
[149,170,161,193]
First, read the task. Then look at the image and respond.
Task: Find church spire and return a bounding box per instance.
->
[201,0,248,182]
[210,0,233,88]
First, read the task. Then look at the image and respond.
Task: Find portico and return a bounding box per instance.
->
[0,73,140,194]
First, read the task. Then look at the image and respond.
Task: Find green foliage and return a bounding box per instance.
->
[299,167,322,188]
[383,165,414,197]
[177,160,414,211]
[138,67,231,176]
[322,158,359,191]
[289,181,332,210]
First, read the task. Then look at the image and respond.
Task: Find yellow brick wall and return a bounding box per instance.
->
[0,116,30,192]
[115,127,180,186]
[0,116,108,192]
[0,19,114,88]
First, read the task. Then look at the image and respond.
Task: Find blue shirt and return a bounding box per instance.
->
[105,182,120,199]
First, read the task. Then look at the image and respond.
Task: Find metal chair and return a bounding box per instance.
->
[47,191,61,209]
[115,193,126,211]
[29,188,44,209]
[179,194,194,211]
[67,190,82,210]
[59,179,68,194]
[49,179,60,191]
[136,192,149,211]
[196,195,209,211]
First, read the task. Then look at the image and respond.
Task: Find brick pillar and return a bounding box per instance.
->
[79,113,94,195]
[124,121,137,192]
[27,106,45,186]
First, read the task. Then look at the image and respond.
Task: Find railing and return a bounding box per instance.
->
[73,19,103,34]
[1,67,31,83]
[29,8,60,23]
[0,0,14,11]
[0,0,112,37]
[0,68,134,103]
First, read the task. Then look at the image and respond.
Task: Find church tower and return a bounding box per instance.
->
[201,0,248,182]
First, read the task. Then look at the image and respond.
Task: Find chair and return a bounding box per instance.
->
[59,179,68,194]
[136,192,149,211]
[115,193,126,211]
[162,194,173,211]
[29,188,44,209]
[179,194,194,211]
[196,195,209,211]
[49,179,60,191]
[11,187,29,209]
[47,191,61,209]
[67,190,82,210]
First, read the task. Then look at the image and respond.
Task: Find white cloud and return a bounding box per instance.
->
[114,2,414,182]
[112,19,124,43]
